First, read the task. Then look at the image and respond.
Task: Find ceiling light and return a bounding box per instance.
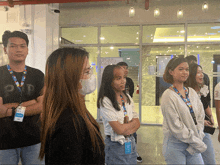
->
[136,37,138,39]
[154,8,160,18]
[137,32,139,34]
[100,37,105,40]
[202,2,208,12]
[129,7,135,17]
[177,9,183,19]
[180,30,185,33]
[110,46,114,50]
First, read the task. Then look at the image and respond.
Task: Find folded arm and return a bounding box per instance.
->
[1,95,43,117]
[109,118,140,136]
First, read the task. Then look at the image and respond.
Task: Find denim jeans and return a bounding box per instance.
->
[0,143,45,165]
[201,133,216,165]
[105,136,137,165]
[163,135,204,164]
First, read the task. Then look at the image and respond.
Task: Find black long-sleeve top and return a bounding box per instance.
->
[45,108,105,165]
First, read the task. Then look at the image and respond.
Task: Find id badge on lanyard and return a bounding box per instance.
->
[7,65,27,122]
[14,106,26,122]
[125,137,132,154]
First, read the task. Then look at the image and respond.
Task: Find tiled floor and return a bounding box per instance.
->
[99,124,220,165]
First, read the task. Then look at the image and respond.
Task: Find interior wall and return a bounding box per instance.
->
[60,0,220,26]
[0,4,59,73]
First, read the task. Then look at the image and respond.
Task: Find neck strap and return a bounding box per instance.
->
[172,86,197,125]
[7,64,27,93]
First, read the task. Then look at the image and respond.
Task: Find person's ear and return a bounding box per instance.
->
[169,69,173,76]
[3,47,7,55]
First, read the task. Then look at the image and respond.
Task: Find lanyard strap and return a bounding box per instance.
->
[172,86,197,125]
[120,95,128,117]
[7,65,27,104]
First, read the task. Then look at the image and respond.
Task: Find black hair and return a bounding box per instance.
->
[2,30,29,47]
[184,63,203,89]
[163,57,188,84]
[185,55,197,64]
[117,62,128,67]
[97,65,130,111]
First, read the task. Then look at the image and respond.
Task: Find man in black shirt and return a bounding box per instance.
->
[117,62,142,163]
[0,30,44,164]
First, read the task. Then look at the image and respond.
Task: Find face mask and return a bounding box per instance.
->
[80,74,96,95]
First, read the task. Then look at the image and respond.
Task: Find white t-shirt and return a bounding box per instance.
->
[214,82,220,100]
[100,95,138,145]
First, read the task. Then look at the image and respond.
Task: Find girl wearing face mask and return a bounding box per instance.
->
[161,57,206,164]
[185,63,216,165]
[97,65,140,165]
[39,47,105,165]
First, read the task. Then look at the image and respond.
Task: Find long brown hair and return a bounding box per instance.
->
[39,47,104,159]
[184,63,203,89]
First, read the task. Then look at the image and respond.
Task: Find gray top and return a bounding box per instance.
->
[161,87,207,155]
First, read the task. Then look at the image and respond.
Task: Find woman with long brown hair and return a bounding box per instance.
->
[185,63,215,165]
[39,47,104,164]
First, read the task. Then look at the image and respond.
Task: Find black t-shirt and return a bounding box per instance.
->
[0,65,44,149]
[125,77,134,98]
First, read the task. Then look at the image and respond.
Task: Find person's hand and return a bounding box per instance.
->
[204,120,214,127]
[210,115,214,125]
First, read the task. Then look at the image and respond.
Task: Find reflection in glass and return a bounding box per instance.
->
[188,23,220,42]
[141,45,184,124]
[101,26,139,44]
[143,24,185,43]
[61,27,98,44]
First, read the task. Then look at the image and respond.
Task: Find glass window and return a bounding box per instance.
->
[101,26,140,44]
[188,23,220,42]
[141,45,185,124]
[143,24,185,43]
[101,46,139,57]
[61,27,98,44]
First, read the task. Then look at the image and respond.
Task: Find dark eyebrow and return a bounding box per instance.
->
[9,43,26,46]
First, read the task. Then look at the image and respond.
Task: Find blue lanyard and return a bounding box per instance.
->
[120,95,128,117]
[172,86,197,125]
[7,65,27,104]
[7,65,27,93]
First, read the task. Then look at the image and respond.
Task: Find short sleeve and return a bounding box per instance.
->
[214,83,220,100]
[100,97,118,122]
[127,94,138,119]
[35,70,44,97]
